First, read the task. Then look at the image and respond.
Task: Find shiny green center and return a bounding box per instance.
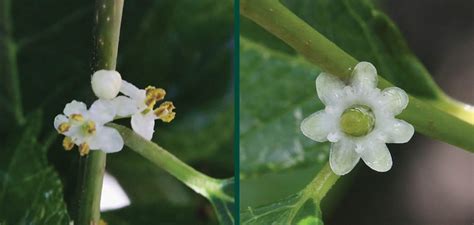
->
[340,105,375,137]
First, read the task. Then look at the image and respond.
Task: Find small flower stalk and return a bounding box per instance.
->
[54,70,176,156]
[301,62,414,175]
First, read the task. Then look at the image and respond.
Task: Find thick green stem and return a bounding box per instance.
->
[1,0,25,125]
[75,0,124,224]
[241,0,474,152]
[75,152,106,224]
[109,123,230,200]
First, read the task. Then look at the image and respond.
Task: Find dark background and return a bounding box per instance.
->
[325,1,474,225]
[0,0,234,224]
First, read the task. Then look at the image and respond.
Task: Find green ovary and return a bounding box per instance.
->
[339,105,375,137]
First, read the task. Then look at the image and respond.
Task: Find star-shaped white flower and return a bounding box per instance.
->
[112,80,176,140]
[54,100,124,155]
[301,62,414,175]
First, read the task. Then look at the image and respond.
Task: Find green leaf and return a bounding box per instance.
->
[0,112,70,224]
[241,192,323,225]
[240,38,329,176]
[209,178,235,225]
[242,0,445,100]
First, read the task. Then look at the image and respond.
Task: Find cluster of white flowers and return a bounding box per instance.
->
[54,70,175,156]
[301,62,414,175]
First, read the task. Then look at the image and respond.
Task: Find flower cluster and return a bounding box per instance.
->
[301,62,414,175]
[54,70,175,156]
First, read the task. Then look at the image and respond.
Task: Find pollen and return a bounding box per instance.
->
[146,86,166,101]
[161,112,176,122]
[79,143,90,156]
[62,137,74,150]
[58,122,71,133]
[83,120,96,135]
[155,101,176,122]
[70,114,84,122]
[145,86,166,108]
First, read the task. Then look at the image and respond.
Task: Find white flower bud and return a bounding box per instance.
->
[91,70,122,100]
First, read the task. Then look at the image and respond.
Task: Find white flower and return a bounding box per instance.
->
[300,62,414,175]
[54,100,124,155]
[91,70,122,100]
[112,80,176,140]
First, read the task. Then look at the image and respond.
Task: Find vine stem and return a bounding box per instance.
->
[303,163,339,202]
[1,0,25,125]
[109,123,232,201]
[241,0,474,151]
[74,0,124,224]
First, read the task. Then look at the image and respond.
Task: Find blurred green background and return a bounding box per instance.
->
[0,0,234,224]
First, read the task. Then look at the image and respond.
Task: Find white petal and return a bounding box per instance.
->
[379,87,409,115]
[300,111,334,142]
[112,96,140,117]
[351,62,378,92]
[316,72,345,105]
[329,139,360,175]
[54,114,68,130]
[120,80,145,100]
[89,126,124,153]
[63,100,87,116]
[382,119,415,144]
[89,99,116,124]
[359,141,392,172]
[91,70,122,100]
[131,113,155,140]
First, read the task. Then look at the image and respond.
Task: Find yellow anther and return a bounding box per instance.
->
[82,120,96,135]
[79,143,90,156]
[58,122,71,133]
[161,101,175,110]
[160,111,176,122]
[98,219,108,225]
[70,114,84,122]
[154,101,176,122]
[145,86,166,107]
[62,137,74,151]
[146,86,166,101]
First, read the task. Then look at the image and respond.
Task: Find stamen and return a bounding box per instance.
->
[83,120,96,135]
[154,101,176,122]
[145,86,166,108]
[62,137,74,150]
[141,108,151,115]
[160,112,176,122]
[79,143,90,156]
[70,114,84,122]
[58,122,71,133]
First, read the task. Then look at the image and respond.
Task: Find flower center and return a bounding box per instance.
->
[81,120,96,136]
[339,105,375,137]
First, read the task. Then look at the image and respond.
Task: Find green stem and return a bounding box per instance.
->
[302,163,339,202]
[109,123,231,200]
[241,0,474,152]
[285,163,339,223]
[75,0,124,224]
[75,152,106,224]
[1,0,25,125]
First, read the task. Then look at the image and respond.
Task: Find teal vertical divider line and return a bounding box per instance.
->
[233,0,240,224]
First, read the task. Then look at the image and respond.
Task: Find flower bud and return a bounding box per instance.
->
[91,70,122,100]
